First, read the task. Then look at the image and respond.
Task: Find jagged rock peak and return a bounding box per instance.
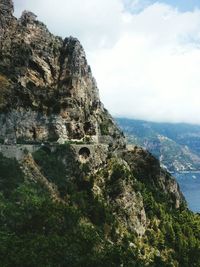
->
[0,0,14,30]
[20,10,37,24]
[0,0,14,14]
[62,36,92,76]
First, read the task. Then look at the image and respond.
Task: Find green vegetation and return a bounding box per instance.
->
[33,144,82,197]
[139,182,200,266]
[0,150,141,266]
[0,74,11,109]
[16,137,41,145]
[0,153,24,198]
[0,150,200,266]
[100,122,109,136]
[64,140,85,145]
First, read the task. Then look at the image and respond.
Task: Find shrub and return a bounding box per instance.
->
[0,74,10,108]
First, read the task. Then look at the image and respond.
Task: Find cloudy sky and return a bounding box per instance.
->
[14,0,200,124]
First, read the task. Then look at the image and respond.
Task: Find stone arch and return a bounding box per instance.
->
[78,147,91,162]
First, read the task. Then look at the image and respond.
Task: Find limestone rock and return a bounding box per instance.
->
[121,146,185,208]
[0,0,125,149]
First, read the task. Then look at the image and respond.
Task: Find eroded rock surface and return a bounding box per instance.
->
[0,2,124,149]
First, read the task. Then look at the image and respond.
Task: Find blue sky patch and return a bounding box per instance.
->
[124,0,200,13]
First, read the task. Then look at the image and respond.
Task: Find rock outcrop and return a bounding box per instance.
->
[122,146,184,208]
[0,1,124,149]
[0,0,14,35]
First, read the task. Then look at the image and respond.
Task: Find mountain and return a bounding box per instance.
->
[0,1,200,266]
[0,2,124,148]
[116,118,200,172]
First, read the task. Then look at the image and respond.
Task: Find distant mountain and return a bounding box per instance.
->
[116,118,200,172]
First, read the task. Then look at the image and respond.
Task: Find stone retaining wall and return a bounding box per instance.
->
[0,145,40,160]
[0,144,109,163]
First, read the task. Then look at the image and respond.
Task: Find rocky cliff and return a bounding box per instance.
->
[0,1,124,148]
[0,1,197,267]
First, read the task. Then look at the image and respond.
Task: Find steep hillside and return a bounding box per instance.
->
[0,1,200,266]
[116,118,200,172]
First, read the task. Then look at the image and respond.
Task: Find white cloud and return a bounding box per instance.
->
[13,0,200,124]
[14,0,124,50]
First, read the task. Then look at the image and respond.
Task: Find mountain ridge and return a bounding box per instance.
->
[116,117,200,172]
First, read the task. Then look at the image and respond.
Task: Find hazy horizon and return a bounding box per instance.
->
[14,0,200,124]
[115,116,200,126]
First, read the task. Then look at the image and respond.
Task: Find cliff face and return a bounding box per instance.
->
[121,146,184,208]
[0,3,124,148]
[0,1,193,266]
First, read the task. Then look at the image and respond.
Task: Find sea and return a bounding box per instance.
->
[174,172,200,213]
